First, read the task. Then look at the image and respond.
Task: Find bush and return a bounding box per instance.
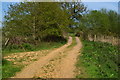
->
[4,44,19,51]
[42,35,67,42]
[2,59,10,65]
[22,43,34,51]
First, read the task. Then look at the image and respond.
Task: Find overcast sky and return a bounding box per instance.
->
[0,0,119,27]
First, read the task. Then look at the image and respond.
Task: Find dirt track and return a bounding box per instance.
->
[13,37,82,78]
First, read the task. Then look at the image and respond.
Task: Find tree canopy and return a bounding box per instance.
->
[75,9,119,38]
[2,2,70,46]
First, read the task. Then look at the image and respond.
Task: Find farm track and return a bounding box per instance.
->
[13,36,82,78]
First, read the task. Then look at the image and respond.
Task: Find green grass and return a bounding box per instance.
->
[3,41,66,56]
[69,33,76,37]
[67,37,76,48]
[2,41,66,78]
[0,64,2,79]
[2,59,23,78]
[76,40,119,78]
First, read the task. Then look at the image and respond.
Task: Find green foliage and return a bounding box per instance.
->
[67,37,76,48]
[76,40,119,78]
[61,2,87,21]
[36,41,66,50]
[2,2,70,48]
[2,41,66,56]
[22,43,34,51]
[2,59,22,78]
[6,44,19,50]
[76,8,119,37]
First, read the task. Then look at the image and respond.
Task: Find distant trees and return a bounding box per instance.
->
[76,9,119,40]
[107,10,119,36]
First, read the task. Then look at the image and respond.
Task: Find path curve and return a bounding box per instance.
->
[35,37,82,78]
[57,37,82,78]
[14,37,72,78]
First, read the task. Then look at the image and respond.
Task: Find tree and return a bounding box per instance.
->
[76,9,119,40]
[2,2,70,47]
[61,1,87,27]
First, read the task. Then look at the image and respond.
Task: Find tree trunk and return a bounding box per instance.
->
[5,38,9,46]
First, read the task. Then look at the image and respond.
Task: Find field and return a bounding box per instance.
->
[76,40,119,78]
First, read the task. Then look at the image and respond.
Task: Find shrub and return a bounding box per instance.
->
[22,43,34,51]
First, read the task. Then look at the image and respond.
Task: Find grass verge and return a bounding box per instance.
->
[76,40,119,78]
[2,59,23,78]
[67,37,76,48]
[3,41,66,56]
